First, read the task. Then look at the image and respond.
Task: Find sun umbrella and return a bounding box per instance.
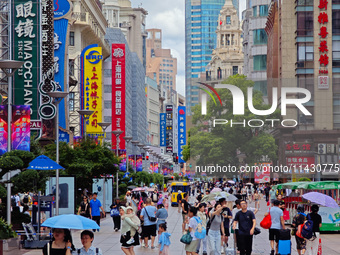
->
[127,185,137,190]
[246,183,253,186]
[302,192,339,208]
[27,155,64,170]
[201,193,216,203]
[132,187,144,192]
[211,187,222,193]
[225,194,238,202]
[41,214,100,230]
[228,180,235,184]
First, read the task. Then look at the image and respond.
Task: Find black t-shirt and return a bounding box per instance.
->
[43,242,67,255]
[182,200,189,215]
[234,210,255,236]
[177,193,182,202]
[80,201,90,217]
[222,207,232,228]
[308,213,322,232]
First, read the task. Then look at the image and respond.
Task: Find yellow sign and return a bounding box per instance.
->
[83,47,103,135]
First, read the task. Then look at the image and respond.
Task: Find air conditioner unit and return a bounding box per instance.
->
[318,144,326,154]
[327,144,335,154]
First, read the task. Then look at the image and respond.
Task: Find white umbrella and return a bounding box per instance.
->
[228,180,235,184]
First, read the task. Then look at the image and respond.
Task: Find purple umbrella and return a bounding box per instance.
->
[302,192,339,208]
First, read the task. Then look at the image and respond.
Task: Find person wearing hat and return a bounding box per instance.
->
[119,206,140,253]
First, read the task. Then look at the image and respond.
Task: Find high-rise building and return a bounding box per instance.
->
[242,0,270,98]
[266,0,340,181]
[185,0,239,114]
[206,0,243,80]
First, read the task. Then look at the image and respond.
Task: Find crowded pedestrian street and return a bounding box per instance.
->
[17,194,339,255]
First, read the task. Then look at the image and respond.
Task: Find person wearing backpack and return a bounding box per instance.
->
[196,203,208,255]
[74,230,102,255]
[207,203,225,255]
[306,205,322,255]
[292,204,307,255]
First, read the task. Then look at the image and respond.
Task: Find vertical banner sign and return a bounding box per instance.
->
[160,113,166,146]
[39,0,56,139]
[165,105,173,154]
[12,105,30,151]
[112,44,126,150]
[12,0,40,119]
[0,106,8,155]
[80,44,103,139]
[178,106,186,163]
[54,0,72,129]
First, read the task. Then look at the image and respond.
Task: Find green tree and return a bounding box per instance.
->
[11,170,48,193]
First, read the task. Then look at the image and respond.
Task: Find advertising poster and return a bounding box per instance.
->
[178,106,186,163]
[160,113,166,146]
[46,176,75,215]
[112,44,126,150]
[92,178,113,212]
[319,206,340,231]
[165,105,173,154]
[136,155,143,172]
[0,106,8,155]
[150,162,159,173]
[119,150,127,171]
[11,105,30,151]
[254,163,271,184]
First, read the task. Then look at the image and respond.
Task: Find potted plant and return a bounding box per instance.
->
[0,218,19,255]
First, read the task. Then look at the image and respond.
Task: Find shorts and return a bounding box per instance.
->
[141,224,157,238]
[295,235,306,250]
[185,239,199,252]
[222,227,230,236]
[182,214,187,223]
[269,229,280,243]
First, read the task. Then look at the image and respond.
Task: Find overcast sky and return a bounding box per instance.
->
[131,0,247,96]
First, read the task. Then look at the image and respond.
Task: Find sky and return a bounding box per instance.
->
[131,0,247,97]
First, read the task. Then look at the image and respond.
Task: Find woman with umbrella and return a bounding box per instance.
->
[42,228,75,255]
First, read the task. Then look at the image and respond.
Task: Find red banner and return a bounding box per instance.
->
[112,44,126,150]
[286,157,315,167]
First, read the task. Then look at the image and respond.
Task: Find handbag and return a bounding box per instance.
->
[180,230,192,244]
[254,227,261,235]
[144,207,157,222]
[110,208,119,217]
[283,210,290,221]
[260,211,272,229]
[267,201,270,206]
[296,224,304,238]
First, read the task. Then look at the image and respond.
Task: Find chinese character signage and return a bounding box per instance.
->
[81,44,103,136]
[59,129,70,143]
[178,106,186,163]
[285,142,314,154]
[160,113,166,146]
[112,44,126,150]
[286,157,315,168]
[12,0,40,119]
[12,105,30,151]
[317,0,329,77]
[0,106,8,155]
[166,105,173,154]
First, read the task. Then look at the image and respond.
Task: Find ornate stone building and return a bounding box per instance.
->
[207,0,243,81]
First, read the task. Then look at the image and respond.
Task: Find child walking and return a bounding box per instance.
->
[158,223,171,255]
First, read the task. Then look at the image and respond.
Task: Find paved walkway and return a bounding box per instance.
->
[17,195,339,255]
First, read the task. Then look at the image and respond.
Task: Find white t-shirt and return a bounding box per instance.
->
[188,216,199,240]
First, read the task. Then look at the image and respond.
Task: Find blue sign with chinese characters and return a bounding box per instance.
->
[178,106,186,163]
[54,0,72,19]
[160,113,166,146]
[58,129,70,143]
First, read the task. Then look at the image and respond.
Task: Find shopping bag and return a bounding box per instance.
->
[180,231,192,244]
[317,238,322,255]
[283,210,290,221]
[260,213,272,229]
[267,201,270,206]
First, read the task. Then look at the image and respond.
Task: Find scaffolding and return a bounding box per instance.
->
[0,0,10,99]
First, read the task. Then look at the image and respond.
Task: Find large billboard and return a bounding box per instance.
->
[80,44,103,138]
[160,113,166,147]
[111,44,126,150]
[165,105,173,154]
[0,106,8,155]
[12,0,40,120]
[178,106,186,163]
[12,105,30,151]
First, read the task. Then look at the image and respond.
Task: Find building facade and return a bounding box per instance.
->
[242,0,270,97]
[266,0,340,181]
[185,0,239,114]
[207,0,244,80]
[146,77,160,147]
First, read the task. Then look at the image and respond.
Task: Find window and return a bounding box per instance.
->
[333,41,340,67]
[104,101,111,109]
[259,5,268,16]
[153,72,156,80]
[297,0,314,5]
[226,16,231,24]
[69,92,75,111]
[333,94,340,128]
[253,6,257,17]
[69,59,75,76]
[69,31,74,46]
[233,66,238,75]
[297,12,313,36]
[253,55,267,71]
[253,29,267,45]
[297,44,314,61]
[333,10,340,34]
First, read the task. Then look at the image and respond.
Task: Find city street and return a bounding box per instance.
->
[17,196,339,255]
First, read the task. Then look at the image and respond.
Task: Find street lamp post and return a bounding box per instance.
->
[131,141,139,173]
[112,130,123,199]
[47,91,69,216]
[123,136,132,172]
[77,110,94,139]
[0,60,24,225]
[97,122,111,212]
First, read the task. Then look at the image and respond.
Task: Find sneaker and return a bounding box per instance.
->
[203,252,207,255]
[221,247,225,254]
[270,250,275,255]
[126,238,134,245]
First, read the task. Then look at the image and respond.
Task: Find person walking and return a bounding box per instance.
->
[208,203,224,255]
[158,223,171,255]
[42,228,74,255]
[182,193,190,233]
[110,198,121,232]
[292,204,307,255]
[254,190,260,211]
[78,196,90,218]
[232,200,256,255]
[264,185,270,202]
[269,187,276,206]
[306,205,322,255]
[119,206,139,255]
[177,190,182,213]
[156,204,168,236]
[89,192,104,232]
[264,200,285,255]
[185,207,200,255]
[241,187,247,201]
[231,200,242,253]
[140,198,157,249]
[196,203,208,255]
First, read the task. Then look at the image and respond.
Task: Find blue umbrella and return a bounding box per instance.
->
[302,192,339,208]
[41,214,100,230]
[27,155,64,170]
